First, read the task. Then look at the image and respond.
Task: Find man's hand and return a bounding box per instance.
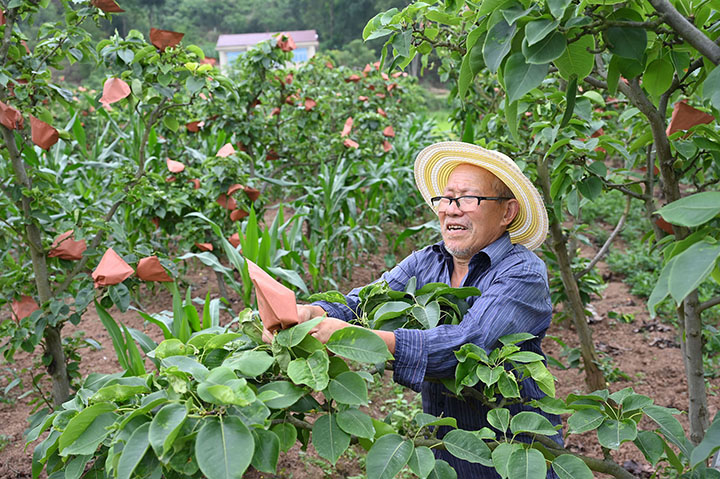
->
[309,317,350,343]
[262,304,327,344]
[297,304,326,323]
[310,319,396,355]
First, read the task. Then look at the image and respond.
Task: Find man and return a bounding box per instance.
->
[270,141,561,477]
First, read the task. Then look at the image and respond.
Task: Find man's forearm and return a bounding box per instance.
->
[373,330,396,355]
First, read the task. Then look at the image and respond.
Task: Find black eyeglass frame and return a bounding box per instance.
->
[430,195,513,211]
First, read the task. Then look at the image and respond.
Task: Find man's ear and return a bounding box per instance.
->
[502,199,520,227]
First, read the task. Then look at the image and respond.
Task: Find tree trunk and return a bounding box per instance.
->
[3,127,70,406]
[536,156,606,392]
[622,77,710,443]
[682,293,710,444]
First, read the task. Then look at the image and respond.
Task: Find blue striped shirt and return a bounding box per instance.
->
[315,233,562,478]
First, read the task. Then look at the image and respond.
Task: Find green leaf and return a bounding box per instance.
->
[373,301,412,322]
[95,301,129,371]
[337,409,375,439]
[287,350,330,391]
[597,419,637,449]
[271,423,297,452]
[326,326,390,364]
[442,429,493,465]
[428,459,457,479]
[91,381,149,402]
[257,381,305,409]
[196,416,254,479]
[643,58,673,98]
[58,402,115,455]
[154,338,187,359]
[605,10,646,62]
[149,402,188,457]
[702,65,720,110]
[366,434,414,479]
[559,75,577,128]
[524,361,556,397]
[691,414,720,467]
[123,325,146,376]
[552,453,593,479]
[276,316,325,348]
[250,429,279,474]
[408,446,435,478]
[117,422,150,479]
[502,4,532,24]
[65,454,92,479]
[492,442,521,478]
[160,356,208,381]
[488,408,510,432]
[522,32,566,64]
[312,414,350,465]
[667,241,720,305]
[459,47,474,99]
[567,409,604,433]
[547,0,571,18]
[633,430,666,465]
[329,371,368,405]
[109,283,131,312]
[525,18,559,46]
[307,291,347,305]
[414,413,458,429]
[508,446,547,479]
[554,35,595,81]
[510,411,559,436]
[223,350,274,377]
[425,9,462,25]
[61,411,117,456]
[504,53,548,103]
[578,177,603,200]
[497,371,520,398]
[643,405,690,456]
[163,116,179,132]
[658,192,720,227]
[483,19,517,74]
[506,99,519,142]
[648,255,675,317]
[186,75,205,94]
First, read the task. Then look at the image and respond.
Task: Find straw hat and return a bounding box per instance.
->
[414,141,548,250]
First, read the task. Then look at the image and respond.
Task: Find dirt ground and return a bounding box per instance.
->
[0,242,717,479]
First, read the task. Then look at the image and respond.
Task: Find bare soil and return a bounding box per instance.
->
[0,242,717,479]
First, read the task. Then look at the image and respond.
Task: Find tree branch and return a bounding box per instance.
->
[575,196,630,280]
[55,99,169,296]
[649,0,720,65]
[698,296,720,314]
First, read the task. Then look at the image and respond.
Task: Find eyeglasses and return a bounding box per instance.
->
[430,195,512,212]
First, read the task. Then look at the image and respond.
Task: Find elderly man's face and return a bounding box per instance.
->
[439,164,518,260]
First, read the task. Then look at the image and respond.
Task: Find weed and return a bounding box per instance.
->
[608,311,636,324]
[0,367,22,403]
[597,354,630,383]
[0,434,9,453]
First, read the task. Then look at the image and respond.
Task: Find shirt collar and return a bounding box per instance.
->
[431,232,513,269]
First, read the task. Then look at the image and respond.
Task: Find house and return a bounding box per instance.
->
[216,30,319,70]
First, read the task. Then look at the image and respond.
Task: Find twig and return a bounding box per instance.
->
[649,0,720,65]
[55,99,169,296]
[532,435,636,479]
[575,195,631,280]
[698,296,720,314]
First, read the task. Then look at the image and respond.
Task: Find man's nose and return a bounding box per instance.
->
[445,199,463,214]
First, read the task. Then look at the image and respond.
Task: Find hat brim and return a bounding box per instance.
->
[414,141,548,250]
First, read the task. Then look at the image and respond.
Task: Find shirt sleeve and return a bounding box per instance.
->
[393,269,552,391]
[312,251,421,322]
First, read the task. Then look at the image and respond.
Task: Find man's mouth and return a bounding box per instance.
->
[446,225,468,231]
